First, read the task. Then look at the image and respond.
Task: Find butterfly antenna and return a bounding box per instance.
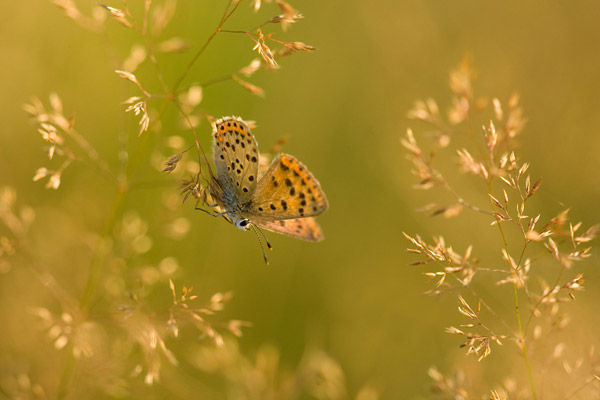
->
[250,224,272,265]
[255,225,273,251]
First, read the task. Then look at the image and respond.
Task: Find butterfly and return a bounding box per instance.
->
[205,116,328,244]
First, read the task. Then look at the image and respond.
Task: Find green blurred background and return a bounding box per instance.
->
[1,0,599,398]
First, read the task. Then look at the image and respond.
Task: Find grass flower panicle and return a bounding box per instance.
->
[404,57,598,399]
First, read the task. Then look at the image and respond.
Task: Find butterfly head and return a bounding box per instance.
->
[233,215,251,231]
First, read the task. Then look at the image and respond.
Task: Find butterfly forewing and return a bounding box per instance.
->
[255,217,324,242]
[247,154,328,221]
[212,117,260,204]
[206,116,328,244]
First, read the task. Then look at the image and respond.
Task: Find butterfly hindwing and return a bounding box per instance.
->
[207,116,328,243]
[212,117,259,204]
[246,154,328,221]
[255,217,324,242]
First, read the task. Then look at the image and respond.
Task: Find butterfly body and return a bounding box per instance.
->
[208,116,328,241]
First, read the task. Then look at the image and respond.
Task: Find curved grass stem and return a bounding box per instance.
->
[126,0,241,178]
[171,0,240,94]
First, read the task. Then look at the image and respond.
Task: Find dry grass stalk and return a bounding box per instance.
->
[404,57,599,398]
[232,74,266,97]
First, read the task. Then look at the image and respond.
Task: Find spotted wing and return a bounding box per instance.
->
[212,117,260,204]
[246,154,328,221]
[255,217,324,241]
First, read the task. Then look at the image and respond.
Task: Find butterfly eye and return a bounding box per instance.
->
[235,218,250,230]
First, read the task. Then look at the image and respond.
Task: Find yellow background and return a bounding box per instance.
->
[1,0,599,398]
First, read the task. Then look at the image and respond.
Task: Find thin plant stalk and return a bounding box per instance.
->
[488,183,538,400]
[56,3,244,396]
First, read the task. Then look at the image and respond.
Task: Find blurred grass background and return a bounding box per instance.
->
[1,0,599,398]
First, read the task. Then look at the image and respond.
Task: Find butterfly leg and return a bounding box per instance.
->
[195,207,227,218]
